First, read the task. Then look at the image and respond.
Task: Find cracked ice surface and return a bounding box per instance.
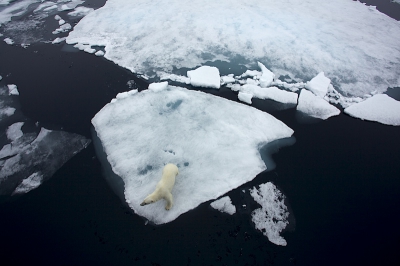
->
[67,0,400,97]
[92,85,293,224]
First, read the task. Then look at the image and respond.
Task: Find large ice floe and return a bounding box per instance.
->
[250,182,289,246]
[344,94,400,126]
[66,0,400,97]
[0,86,91,195]
[92,84,294,224]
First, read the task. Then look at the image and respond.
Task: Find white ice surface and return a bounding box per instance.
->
[0,0,39,25]
[250,182,289,246]
[12,172,43,195]
[187,66,220,89]
[6,122,24,141]
[52,37,66,44]
[66,0,400,97]
[238,91,253,104]
[305,72,331,98]
[68,6,94,17]
[297,89,340,120]
[92,85,293,224]
[4,37,14,45]
[258,62,275,88]
[7,84,19,95]
[210,196,236,215]
[344,94,400,126]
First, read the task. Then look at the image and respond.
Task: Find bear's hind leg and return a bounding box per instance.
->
[164,192,173,210]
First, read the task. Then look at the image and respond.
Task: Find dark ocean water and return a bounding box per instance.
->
[1,1,400,265]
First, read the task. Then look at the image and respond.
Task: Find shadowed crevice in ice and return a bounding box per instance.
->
[92,85,294,224]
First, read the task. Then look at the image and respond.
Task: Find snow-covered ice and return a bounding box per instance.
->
[258,62,275,88]
[7,84,19,95]
[52,23,72,34]
[6,122,24,141]
[238,91,253,104]
[12,172,43,195]
[92,85,293,224]
[305,72,331,98]
[250,182,289,246]
[344,94,400,126]
[68,6,94,17]
[210,196,236,215]
[4,37,14,44]
[297,89,340,120]
[67,0,400,97]
[187,66,220,89]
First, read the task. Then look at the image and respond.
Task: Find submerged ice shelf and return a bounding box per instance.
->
[0,86,91,195]
[92,84,294,224]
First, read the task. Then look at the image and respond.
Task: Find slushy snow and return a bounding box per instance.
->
[250,182,289,246]
[66,0,400,97]
[344,94,400,126]
[297,89,340,120]
[210,196,236,215]
[92,85,293,224]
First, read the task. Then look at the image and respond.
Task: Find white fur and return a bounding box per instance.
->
[140,163,179,210]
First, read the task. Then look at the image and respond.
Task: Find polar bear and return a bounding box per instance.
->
[140,163,179,210]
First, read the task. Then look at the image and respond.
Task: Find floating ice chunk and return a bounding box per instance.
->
[271,79,305,92]
[258,62,275,88]
[4,37,14,45]
[59,0,84,11]
[241,70,261,78]
[43,5,58,12]
[210,196,236,215]
[297,89,340,120]
[52,37,66,44]
[238,91,253,104]
[59,19,65,25]
[95,50,104,56]
[187,66,220,89]
[7,84,19,95]
[73,43,96,53]
[0,107,15,118]
[0,128,91,195]
[54,15,62,21]
[6,122,24,141]
[12,172,43,195]
[68,6,94,17]
[344,94,400,126]
[221,74,236,85]
[0,75,2,80]
[160,73,191,84]
[92,86,293,224]
[52,23,72,34]
[250,182,289,246]
[305,72,331,98]
[148,81,168,92]
[259,87,298,105]
[34,1,56,12]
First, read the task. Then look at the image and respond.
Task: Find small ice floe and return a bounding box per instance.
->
[238,91,253,104]
[4,37,14,45]
[148,81,168,92]
[7,84,19,95]
[297,89,340,120]
[305,72,331,98]
[68,6,94,17]
[52,37,66,44]
[220,74,236,85]
[344,94,400,126]
[6,122,24,141]
[187,66,220,89]
[258,62,275,88]
[210,196,236,215]
[52,23,72,34]
[160,73,191,85]
[250,182,289,246]
[95,50,104,56]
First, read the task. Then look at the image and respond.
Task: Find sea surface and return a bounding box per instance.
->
[0,0,399,265]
